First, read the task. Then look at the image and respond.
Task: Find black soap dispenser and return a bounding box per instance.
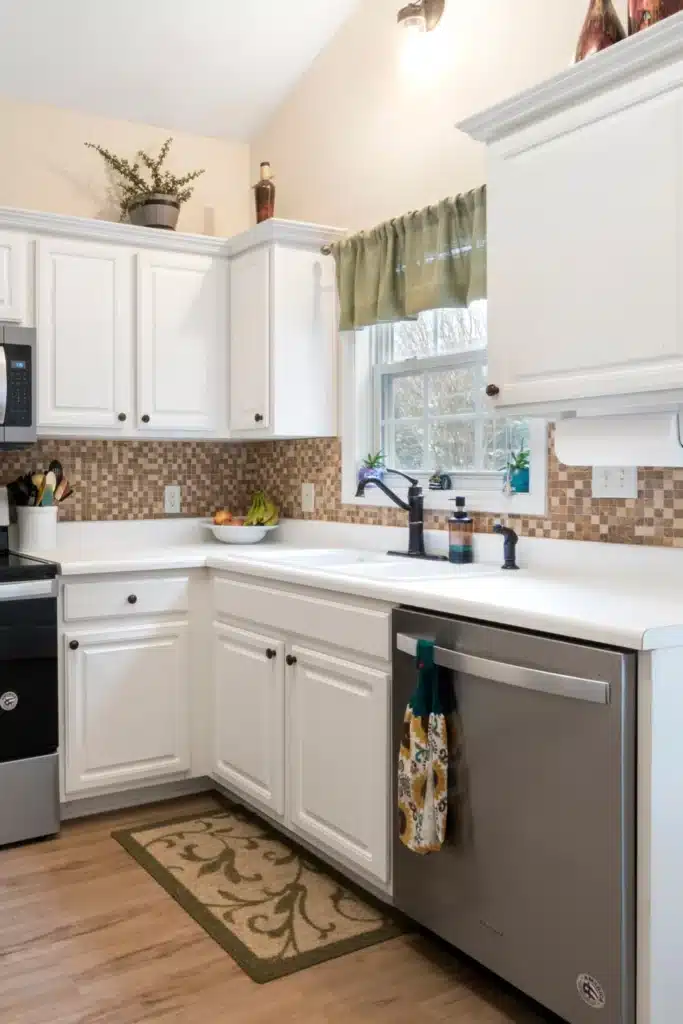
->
[448,497,474,565]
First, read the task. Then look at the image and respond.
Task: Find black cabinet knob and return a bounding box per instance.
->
[127,595,138,605]
[141,414,151,424]
[69,640,79,650]
[254,413,264,423]
[118,412,127,422]
[485,385,500,398]
[266,648,277,660]
[286,654,297,667]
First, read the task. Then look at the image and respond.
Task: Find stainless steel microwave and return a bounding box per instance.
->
[0,325,35,448]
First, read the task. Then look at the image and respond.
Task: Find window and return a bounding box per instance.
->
[375,303,529,476]
[341,302,547,515]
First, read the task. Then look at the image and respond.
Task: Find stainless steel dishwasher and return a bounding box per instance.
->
[392,608,636,1024]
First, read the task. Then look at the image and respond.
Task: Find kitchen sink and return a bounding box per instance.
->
[238,548,396,567]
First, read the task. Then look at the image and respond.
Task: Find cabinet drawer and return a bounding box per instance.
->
[213,576,391,661]
[63,576,190,622]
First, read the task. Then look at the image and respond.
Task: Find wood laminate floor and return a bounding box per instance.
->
[0,795,553,1024]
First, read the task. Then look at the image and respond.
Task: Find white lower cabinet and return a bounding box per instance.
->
[64,621,190,795]
[287,645,390,884]
[212,622,285,816]
[210,611,391,885]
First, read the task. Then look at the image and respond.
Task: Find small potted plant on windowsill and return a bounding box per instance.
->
[507,445,530,494]
[85,137,205,230]
[358,451,385,486]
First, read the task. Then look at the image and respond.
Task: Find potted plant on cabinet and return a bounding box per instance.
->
[85,137,205,230]
[358,451,386,486]
[507,445,530,494]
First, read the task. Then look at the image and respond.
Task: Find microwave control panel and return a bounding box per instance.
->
[3,345,32,427]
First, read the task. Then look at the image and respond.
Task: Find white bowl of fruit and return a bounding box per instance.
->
[204,492,279,545]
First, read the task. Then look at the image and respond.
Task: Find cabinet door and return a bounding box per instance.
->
[271,247,338,437]
[37,238,133,431]
[488,90,683,410]
[229,247,271,431]
[213,622,285,816]
[287,645,389,883]
[64,622,190,794]
[137,251,224,433]
[0,231,27,323]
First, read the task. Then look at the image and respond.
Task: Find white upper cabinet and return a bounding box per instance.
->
[458,20,683,416]
[137,250,226,433]
[37,237,133,432]
[0,231,28,323]
[228,220,344,438]
[229,247,271,431]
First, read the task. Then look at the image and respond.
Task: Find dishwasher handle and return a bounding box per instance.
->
[395,633,610,705]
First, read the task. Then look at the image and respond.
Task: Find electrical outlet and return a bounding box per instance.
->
[591,467,638,500]
[301,483,315,514]
[164,485,181,515]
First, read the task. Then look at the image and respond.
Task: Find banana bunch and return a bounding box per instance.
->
[245,490,279,527]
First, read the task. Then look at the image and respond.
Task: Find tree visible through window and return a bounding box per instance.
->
[373,303,528,476]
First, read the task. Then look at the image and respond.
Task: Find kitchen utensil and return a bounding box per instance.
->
[41,471,56,507]
[48,461,63,487]
[54,477,68,504]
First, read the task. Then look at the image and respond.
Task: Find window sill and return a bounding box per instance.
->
[342,485,547,517]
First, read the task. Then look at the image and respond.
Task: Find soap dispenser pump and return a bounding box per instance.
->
[448,497,474,565]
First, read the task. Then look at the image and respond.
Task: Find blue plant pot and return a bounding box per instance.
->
[358,466,385,486]
[510,467,530,494]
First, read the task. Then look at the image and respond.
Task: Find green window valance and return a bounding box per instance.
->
[330,186,487,332]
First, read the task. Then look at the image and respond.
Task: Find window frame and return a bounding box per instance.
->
[340,327,548,516]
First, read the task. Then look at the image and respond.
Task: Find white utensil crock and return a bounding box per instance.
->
[17,506,58,552]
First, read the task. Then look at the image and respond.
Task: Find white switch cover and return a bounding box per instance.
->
[164,485,182,515]
[591,467,638,499]
[301,483,315,513]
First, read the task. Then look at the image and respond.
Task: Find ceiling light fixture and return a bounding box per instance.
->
[397,0,445,32]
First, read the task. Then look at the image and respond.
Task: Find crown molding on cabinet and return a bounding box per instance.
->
[458,11,683,144]
[227,218,346,257]
[0,207,346,259]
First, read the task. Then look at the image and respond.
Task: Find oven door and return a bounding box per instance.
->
[0,583,58,763]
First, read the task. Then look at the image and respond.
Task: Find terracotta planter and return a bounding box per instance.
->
[128,193,180,230]
[629,0,683,33]
[575,0,626,62]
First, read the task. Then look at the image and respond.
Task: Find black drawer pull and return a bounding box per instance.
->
[127,595,138,605]
[69,640,79,650]
[141,414,150,423]
[485,384,500,398]
[286,654,297,667]
[266,648,277,660]
[118,412,127,422]
[254,413,264,423]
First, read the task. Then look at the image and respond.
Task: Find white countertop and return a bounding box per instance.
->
[19,518,683,652]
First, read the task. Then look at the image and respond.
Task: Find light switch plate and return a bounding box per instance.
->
[591,467,638,500]
[164,485,181,515]
[301,483,315,514]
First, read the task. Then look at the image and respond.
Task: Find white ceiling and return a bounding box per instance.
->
[0,0,359,140]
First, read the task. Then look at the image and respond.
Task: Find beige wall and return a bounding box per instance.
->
[253,0,628,230]
[0,95,251,236]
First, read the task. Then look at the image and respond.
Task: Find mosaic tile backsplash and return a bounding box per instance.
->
[1,430,681,547]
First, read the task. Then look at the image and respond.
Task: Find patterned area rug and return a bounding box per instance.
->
[112,799,402,983]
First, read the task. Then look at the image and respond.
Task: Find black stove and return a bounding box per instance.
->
[0,526,58,582]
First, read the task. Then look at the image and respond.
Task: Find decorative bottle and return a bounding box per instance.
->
[629,0,682,32]
[575,0,626,61]
[253,162,276,224]
[448,497,474,566]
